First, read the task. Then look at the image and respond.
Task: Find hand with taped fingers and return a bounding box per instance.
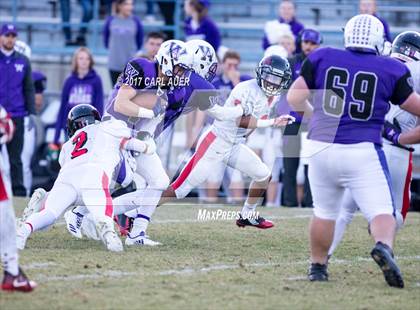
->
[273,114,296,127]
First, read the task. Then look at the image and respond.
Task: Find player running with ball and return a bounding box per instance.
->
[158,55,294,228]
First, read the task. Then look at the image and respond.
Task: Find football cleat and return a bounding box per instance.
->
[16,224,31,250]
[371,241,404,288]
[97,220,123,252]
[308,263,329,282]
[125,231,161,246]
[1,268,37,292]
[236,215,274,229]
[64,208,84,239]
[18,188,46,226]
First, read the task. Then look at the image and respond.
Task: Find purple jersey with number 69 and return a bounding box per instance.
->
[300,47,414,144]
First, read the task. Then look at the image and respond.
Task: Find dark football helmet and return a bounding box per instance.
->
[67,104,101,137]
[256,55,292,96]
[391,31,420,62]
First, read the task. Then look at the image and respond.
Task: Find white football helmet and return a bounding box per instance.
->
[344,14,385,54]
[186,39,218,81]
[14,40,32,59]
[155,39,190,77]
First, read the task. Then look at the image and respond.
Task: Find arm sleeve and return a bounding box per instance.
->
[134,16,144,50]
[390,71,414,106]
[23,57,35,115]
[103,16,112,49]
[299,58,315,89]
[54,80,70,144]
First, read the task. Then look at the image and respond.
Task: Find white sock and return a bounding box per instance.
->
[0,200,19,276]
[26,208,58,232]
[127,188,162,236]
[328,215,350,256]
[241,201,258,219]
[130,216,150,237]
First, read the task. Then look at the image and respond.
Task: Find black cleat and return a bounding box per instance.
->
[308,263,328,281]
[371,242,404,288]
[236,215,274,229]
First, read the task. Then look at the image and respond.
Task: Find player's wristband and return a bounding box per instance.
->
[256,119,275,128]
[137,107,154,119]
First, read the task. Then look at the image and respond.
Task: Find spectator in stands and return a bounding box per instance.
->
[53,47,103,145]
[278,32,296,57]
[184,0,221,53]
[136,32,166,61]
[0,24,35,196]
[14,40,47,195]
[60,0,94,46]
[104,0,143,85]
[157,1,176,39]
[359,0,391,41]
[262,0,304,52]
[281,28,322,208]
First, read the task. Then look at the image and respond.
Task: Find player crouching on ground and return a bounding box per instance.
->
[0,106,37,292]
[16,104,155,252]
[158,55,295,229]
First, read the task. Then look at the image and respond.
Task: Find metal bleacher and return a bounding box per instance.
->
[0,0,418,90]
[2,0,419,61]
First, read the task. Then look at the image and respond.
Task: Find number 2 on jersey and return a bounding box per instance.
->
[322,67,378,121]
[71,131,88,159]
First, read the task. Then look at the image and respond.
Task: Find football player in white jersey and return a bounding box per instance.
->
[0,106,37,292]
[62,40,253,245]
[328,31,420,257]
[16,104,155,252]
[158,55,294,228]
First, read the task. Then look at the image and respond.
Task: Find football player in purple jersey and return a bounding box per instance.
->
[287,14,420,287]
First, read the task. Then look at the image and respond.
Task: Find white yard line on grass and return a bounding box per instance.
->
[34,255,420,283]
[23,262,57,269]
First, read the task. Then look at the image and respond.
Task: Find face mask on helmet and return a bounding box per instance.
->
[391,31,420,63]
[186,40,218,81]
[256,55,292,96]
[259,70,290,96]
[156,40,190,77]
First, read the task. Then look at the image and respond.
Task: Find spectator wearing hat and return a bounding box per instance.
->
[359,0,391,41]
[184,0,221,52]
[0,24,35,196]
[104,0,143,85]
[262,0,304,52]
[281,28,322,208]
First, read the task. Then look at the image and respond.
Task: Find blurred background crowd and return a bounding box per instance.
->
[1,0,419,207]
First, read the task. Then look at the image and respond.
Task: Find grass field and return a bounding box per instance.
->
[1,198,420,310]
